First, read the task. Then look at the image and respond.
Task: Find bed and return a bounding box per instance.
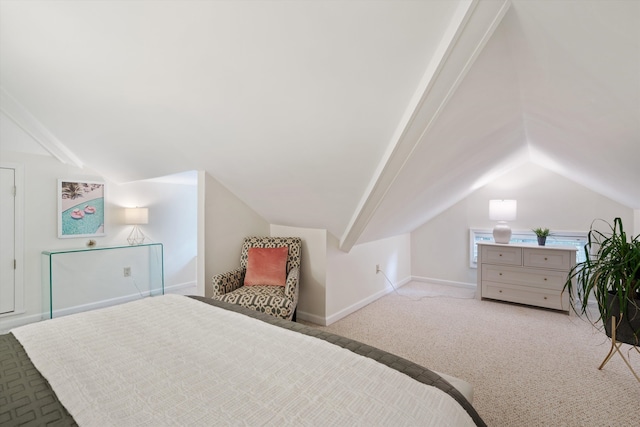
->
[1,295,486,426]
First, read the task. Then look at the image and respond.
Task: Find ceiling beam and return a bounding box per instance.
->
[339,0,512,252]
[0,87,83,168]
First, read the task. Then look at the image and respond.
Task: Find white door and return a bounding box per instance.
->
[0,167,15,314]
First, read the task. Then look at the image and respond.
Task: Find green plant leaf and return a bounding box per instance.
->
[563,217,640,342]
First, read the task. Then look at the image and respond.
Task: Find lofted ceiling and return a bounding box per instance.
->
[1,0,638,251]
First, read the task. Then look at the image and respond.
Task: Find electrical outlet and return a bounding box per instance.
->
[376,264,380,274]
[123,267,131,277]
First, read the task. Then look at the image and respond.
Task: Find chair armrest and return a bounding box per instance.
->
[212,267,245,297]
[284,266,300,306]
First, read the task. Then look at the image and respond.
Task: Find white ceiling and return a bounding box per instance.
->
[1,0,638,250]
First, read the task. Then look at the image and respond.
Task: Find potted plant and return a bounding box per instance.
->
[564,217,640,346]
[532,227,551,246]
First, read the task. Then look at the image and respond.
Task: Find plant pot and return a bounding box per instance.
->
[537,236,546,246]
[605,291,640,346]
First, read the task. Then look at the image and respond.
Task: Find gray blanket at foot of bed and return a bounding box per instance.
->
[0,332,77,426]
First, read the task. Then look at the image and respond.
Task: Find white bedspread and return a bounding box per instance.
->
[12,295,474,426]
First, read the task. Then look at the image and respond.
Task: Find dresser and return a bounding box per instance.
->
[476,242,576,314]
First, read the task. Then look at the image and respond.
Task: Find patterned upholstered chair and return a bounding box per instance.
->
[211,237,302,321]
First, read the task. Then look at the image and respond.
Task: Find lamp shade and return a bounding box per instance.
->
[124,207,148,225]
[489,200,517,221]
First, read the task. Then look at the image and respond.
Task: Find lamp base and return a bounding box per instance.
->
[127,225,146,245]
[493,222,511,244]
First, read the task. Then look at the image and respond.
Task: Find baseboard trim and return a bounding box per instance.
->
[299,276,476,326]
[0,312,43,333]
[51,292,161,319]
[165,281,197,292]
[53,282,195,318]
[3,278,478,333]
[0,284,191,334]
[411,276,477,290]
[319,276,412,326]
[0,301,145,334]
[296,310,326,326]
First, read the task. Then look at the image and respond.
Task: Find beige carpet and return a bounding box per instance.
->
[302,281,639,427]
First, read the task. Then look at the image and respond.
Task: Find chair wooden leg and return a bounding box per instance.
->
[598,315,640,382]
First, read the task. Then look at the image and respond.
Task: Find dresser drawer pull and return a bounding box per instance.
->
[499,254,503,257]
[544,257,548,261]
[499,273,503,276]
[544,296,548,300]
[544,278,548,281]
[499,290,503,293]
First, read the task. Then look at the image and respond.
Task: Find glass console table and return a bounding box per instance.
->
[42,243,164,319]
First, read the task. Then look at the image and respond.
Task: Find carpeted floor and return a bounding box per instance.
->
[302,281,640,427]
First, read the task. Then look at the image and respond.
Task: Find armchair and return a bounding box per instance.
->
[211,237,302,321]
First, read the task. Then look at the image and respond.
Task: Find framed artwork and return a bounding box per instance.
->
[58,179,106,238]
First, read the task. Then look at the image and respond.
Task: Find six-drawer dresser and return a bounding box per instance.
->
[476,242,577,314]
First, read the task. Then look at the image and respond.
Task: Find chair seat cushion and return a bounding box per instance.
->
[214,285,293,319]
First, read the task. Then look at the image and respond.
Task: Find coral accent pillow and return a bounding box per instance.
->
[244,247,289,286]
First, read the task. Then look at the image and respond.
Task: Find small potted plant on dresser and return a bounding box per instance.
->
[532,227,551,246]
[564,217,640,380]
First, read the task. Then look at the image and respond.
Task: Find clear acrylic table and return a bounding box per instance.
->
[42,243,164,319]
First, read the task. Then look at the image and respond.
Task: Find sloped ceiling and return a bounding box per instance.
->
[1,0,638,250]
[510,0,640,213]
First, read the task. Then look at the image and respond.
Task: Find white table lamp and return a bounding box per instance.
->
[489,200,516,244]
[124,207,149,245]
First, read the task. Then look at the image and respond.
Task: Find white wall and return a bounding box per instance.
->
[0,150,198,330]
[200,172,269,297]
[270,224,327,323]
[326,233,411,325]
[112,178,198,291]
[268,225,411,326]
[411,163,635,285]
[0,147,411,330]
